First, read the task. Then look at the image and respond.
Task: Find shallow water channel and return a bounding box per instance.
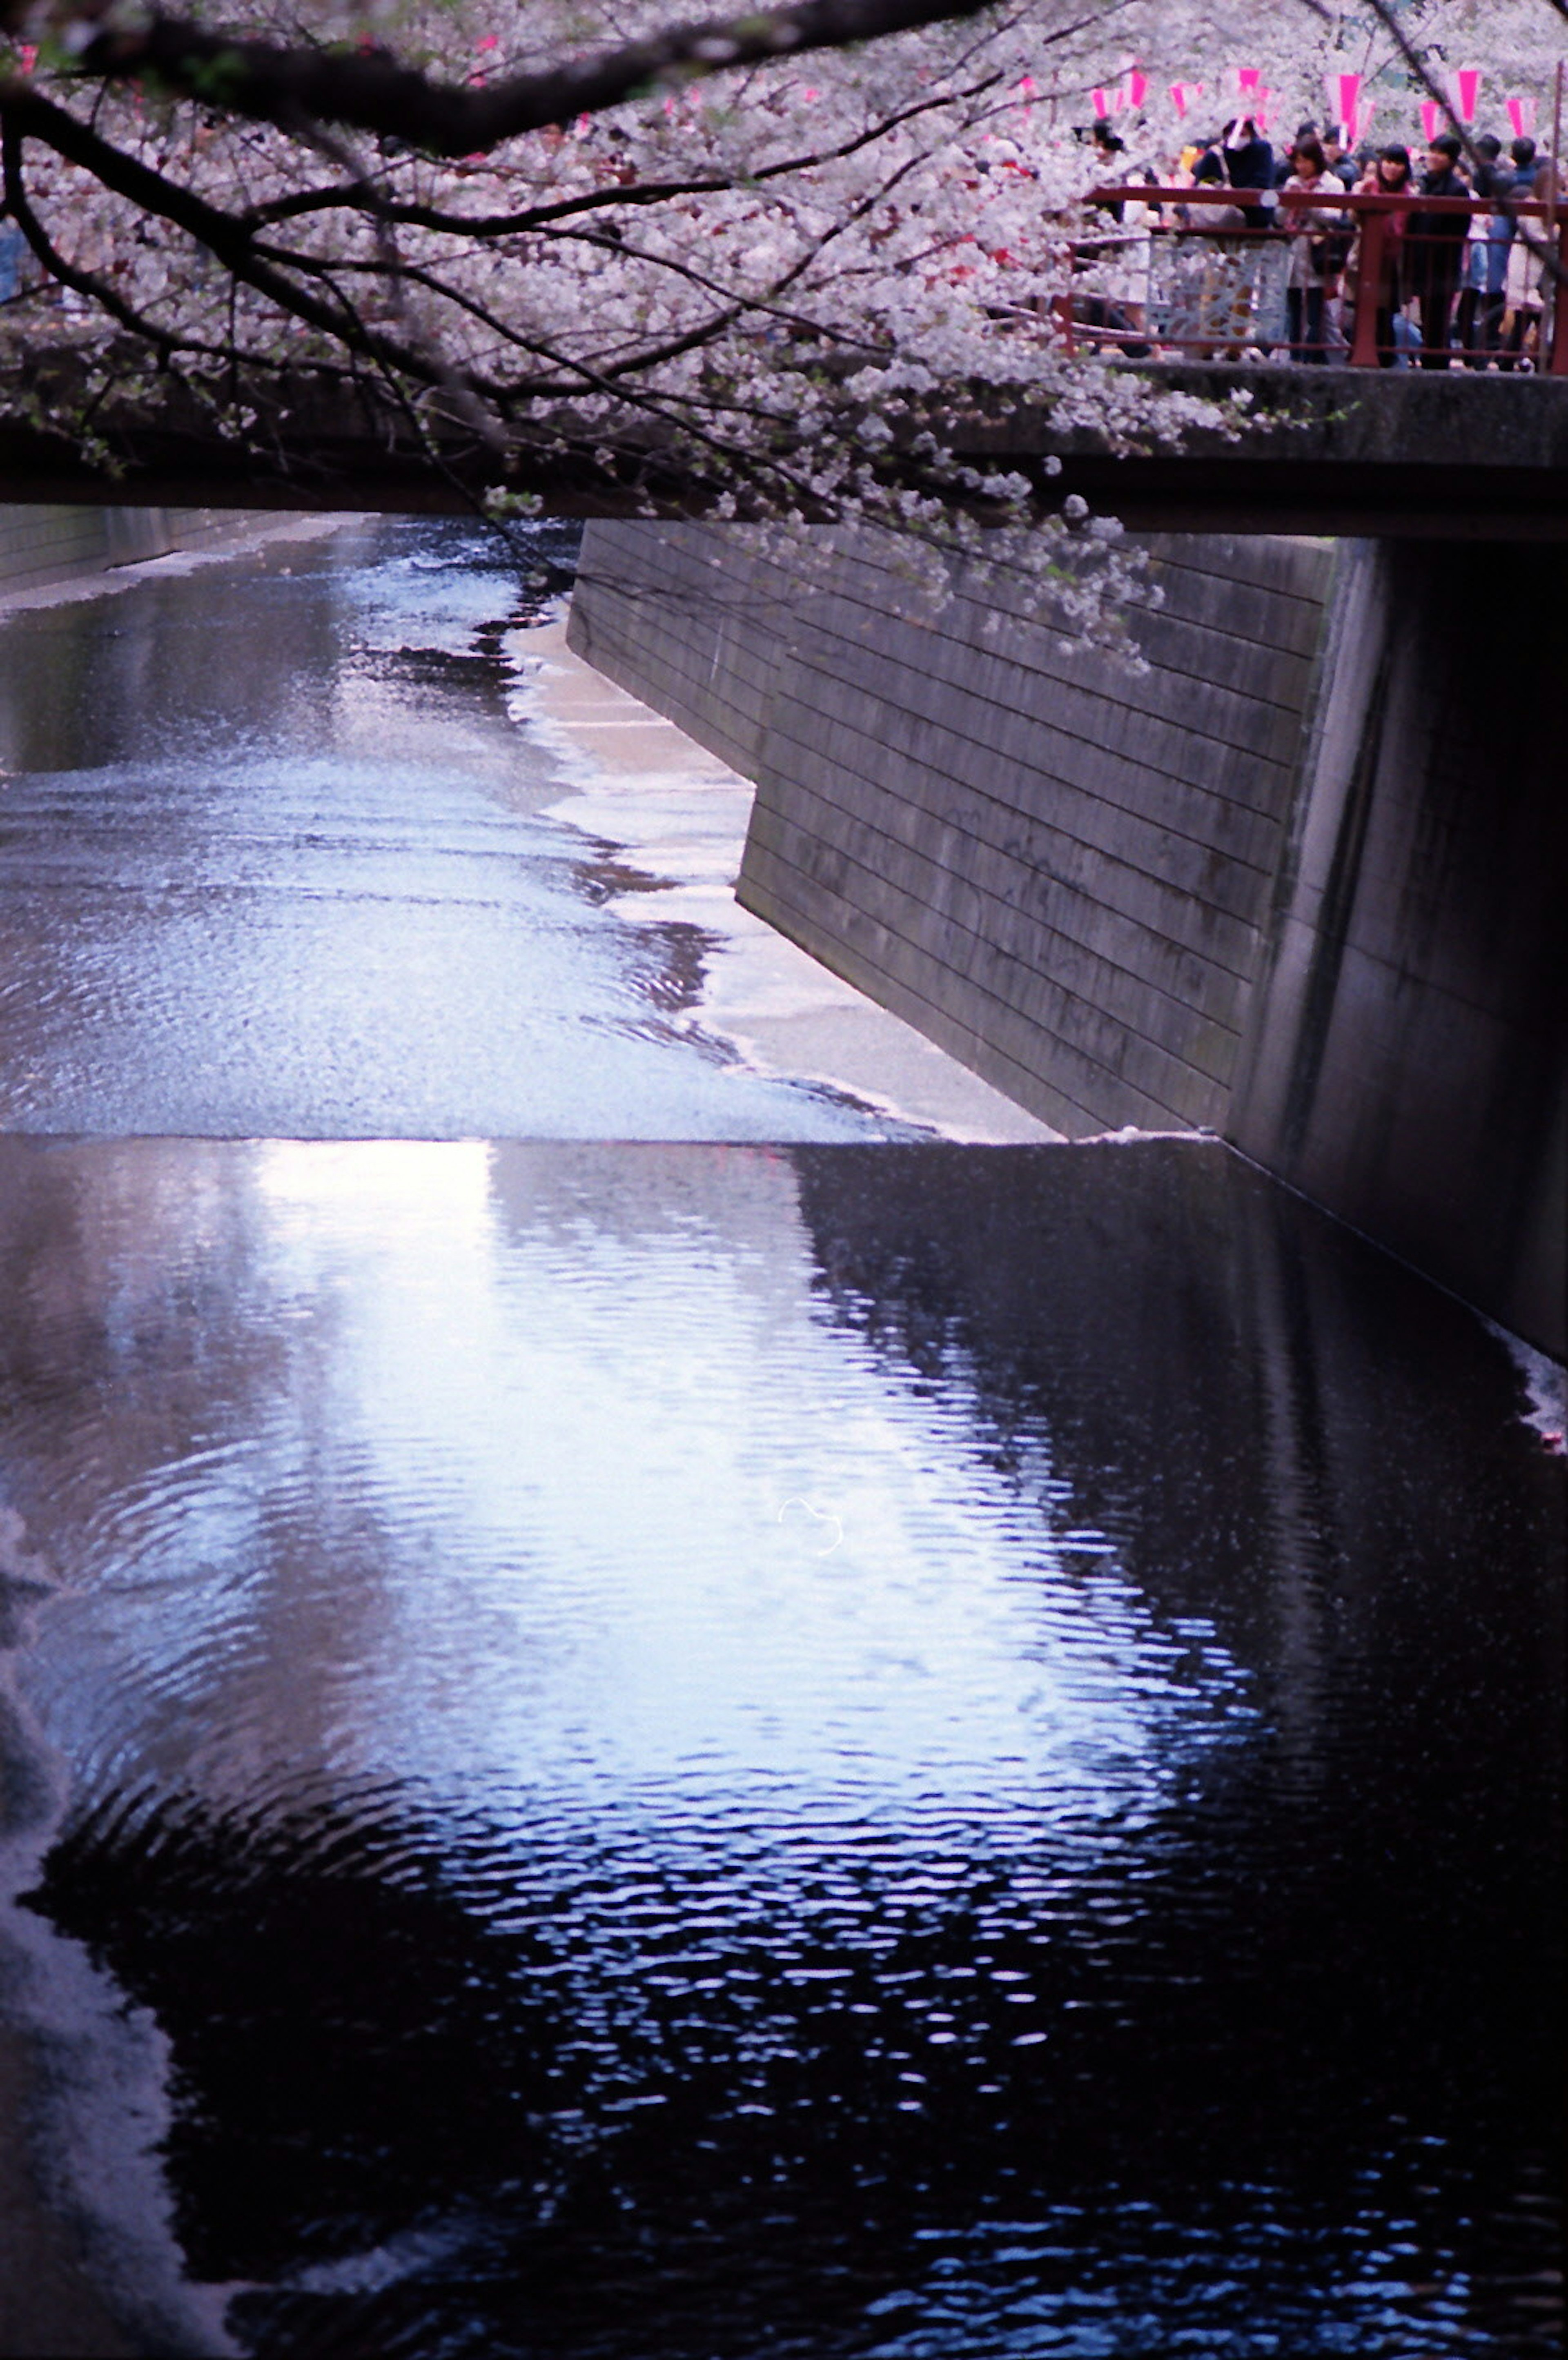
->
[0,520,1561,2360]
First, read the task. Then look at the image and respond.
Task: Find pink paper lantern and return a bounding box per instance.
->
[1448,67,1482,121]
[1326,71,1361,138]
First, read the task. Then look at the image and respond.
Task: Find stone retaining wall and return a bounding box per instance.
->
[568,521,1564,1356]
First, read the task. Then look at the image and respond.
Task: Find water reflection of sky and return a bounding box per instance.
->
[28,1140,1256,1840]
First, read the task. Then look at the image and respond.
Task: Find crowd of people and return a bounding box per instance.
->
[1083,113,1564,370]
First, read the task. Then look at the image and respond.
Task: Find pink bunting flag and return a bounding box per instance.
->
[1169,81,1204,120]
[1091,86,1110,116]
[1506,94,1537,141]
[1122,66,1148,111]
[1447,67,1482,122]
[1421,99,1446,145]
[1234,66,1262,98]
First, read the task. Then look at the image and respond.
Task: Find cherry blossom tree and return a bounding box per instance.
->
[0,0,1561,623]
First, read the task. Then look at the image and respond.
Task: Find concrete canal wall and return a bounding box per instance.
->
[0,504,286,597]
[568,523,1565,1358]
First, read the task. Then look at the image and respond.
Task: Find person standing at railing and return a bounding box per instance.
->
[1457,136,1512,365]
[1280,139,1348,362]
[1081,119,1156,350]
[1501,140,1546,370]
[1321,127,1358,193]
[1216,116,1275,193]
[1354,145,1415,364]
[1408,133,1470,368]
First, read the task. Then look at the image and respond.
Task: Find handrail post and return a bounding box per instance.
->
[1350,211,1385,368]
[1551,218,1568,377]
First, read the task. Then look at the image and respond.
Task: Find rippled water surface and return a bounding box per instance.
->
[0,519,909,1140]
[0,1138,1560,2358]
[0,523,1560,2360]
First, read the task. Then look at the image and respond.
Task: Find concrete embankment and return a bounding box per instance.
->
[0,504,303,600]
[568,522,1565,1360]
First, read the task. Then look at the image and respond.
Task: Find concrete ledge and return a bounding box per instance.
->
[4,354,1566,539]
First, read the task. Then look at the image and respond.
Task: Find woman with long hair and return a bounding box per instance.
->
[1280,138,1347,361]
[1355,144,1414,365]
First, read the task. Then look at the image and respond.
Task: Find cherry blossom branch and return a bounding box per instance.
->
[238,72,1004,238]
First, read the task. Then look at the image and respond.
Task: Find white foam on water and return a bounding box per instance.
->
[1487,1325,1567,1454]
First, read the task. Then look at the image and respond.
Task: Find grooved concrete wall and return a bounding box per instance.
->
[0,505,289,596]
[568,521,1335,1137]
[569,522,1564,1356]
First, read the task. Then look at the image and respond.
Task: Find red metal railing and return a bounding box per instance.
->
[1065,185,1568,376]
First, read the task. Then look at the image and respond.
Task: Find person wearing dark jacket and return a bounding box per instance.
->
[1321,127,1358,190]
[1218,117,1274,192]
[1457,134,1509,361]
[1408,132,1470,367]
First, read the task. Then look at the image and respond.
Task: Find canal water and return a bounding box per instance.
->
[0,522,1560,2360]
